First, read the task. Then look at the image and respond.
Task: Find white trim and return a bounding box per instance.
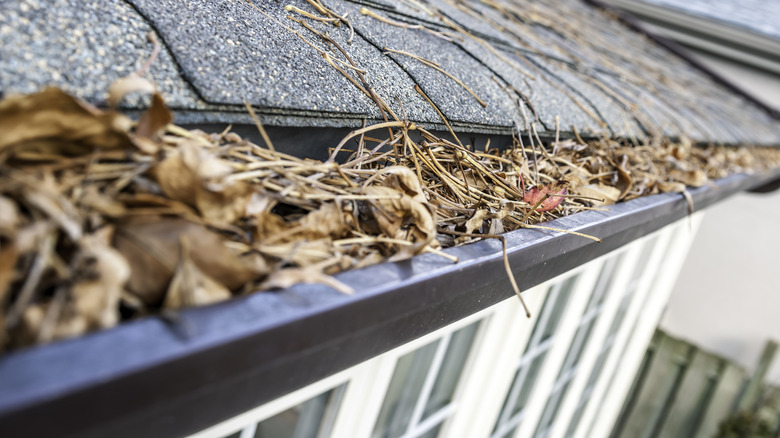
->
[581,215,704,437]
[443,286,549,438]
[514,263,603,438]
[546,244,644,438]
[570,227,675,438]
[597,0,780,57]
[187,362,358,438]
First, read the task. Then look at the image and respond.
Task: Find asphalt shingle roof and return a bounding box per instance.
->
[1,0,778,144]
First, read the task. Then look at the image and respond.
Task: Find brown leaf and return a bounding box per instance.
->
[195,181,253,225]
[381,166,428,202]
[131,92,172,154]
[135,92,172,140]
[69,227,130,329]
[114,217,267,305]
[153,143,201,206]
[107,74,156,107]
[574,184,621,206]
[163,235,232,309]
[154,141,251,225]
[0,196,20,236]
[464,209,489,234]
[259,267,354,295]
[0,87,132,154]
[78,185,126,217]
[613,155,633,200]
[295,202,350,240]
[23,175,83,241]
[669,169,708,187]
[0,243,18,307]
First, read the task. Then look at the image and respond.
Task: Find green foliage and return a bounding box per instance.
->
[715,411,773,438]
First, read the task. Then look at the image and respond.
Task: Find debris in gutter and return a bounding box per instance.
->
[2,1,780,352]
[1,84,780,352]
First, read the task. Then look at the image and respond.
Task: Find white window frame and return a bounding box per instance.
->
[572,214,704,438]
[532,247,640,438]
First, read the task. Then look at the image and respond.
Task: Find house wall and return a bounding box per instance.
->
[660,189,780,386]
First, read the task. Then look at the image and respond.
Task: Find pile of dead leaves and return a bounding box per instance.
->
[1,87,780,352]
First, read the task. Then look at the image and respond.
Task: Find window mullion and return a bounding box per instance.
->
[513,262,602,438]
[496,282,562,428]
[239,423,257,438]
[547,246,645,438]
[402,403,457,438]
[405,333,452,434]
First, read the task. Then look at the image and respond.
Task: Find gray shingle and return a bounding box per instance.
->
[1,0,777,144]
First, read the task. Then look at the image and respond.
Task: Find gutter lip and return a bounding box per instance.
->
[0,168,778,438]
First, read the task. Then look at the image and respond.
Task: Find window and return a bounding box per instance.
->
[371,321,481,438]
[563,238,659,437]
[217,385,346,438]
[534,255,624,437]
[490,275,579,438]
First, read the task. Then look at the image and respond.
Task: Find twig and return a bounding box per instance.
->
[439,229,531,317]
[243,101,275,151]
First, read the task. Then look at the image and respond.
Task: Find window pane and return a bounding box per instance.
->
[629,236,659,285]
[585,255,621,311]
[492,274,580,436]
[254,385,345,438]
[535,380,572,434]
[372,340,439,438]
[539,276,577,342]
[498,425,518,438]
[512,353,547,415]
[418,424,442,438]
[423,322,480,418]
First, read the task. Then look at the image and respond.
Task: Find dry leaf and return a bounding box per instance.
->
[259,267,354,295]
[114,217,267,305]
[0,244,18,306]
[0,87,132,154]
[465,209,489,234]
[23,175,83,241]
[669,169,708,187]
[0,196,20,235]
[575,184,621,206]
[135,92,172,140]
[107,74,156,107]
[524,182,567,212]
[69,227,130,329]
[164,235,232,309]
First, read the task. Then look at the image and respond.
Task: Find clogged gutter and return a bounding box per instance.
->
[2,83,779,353]
[2,0,780,352]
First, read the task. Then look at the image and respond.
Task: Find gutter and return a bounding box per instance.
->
[0,167,778,438]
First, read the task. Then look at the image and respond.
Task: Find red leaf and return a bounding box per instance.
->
[523,183,567,212]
